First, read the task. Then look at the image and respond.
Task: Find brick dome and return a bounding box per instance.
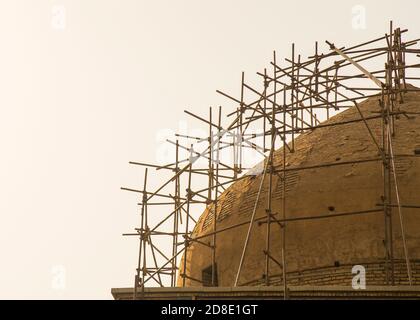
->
[178,87,420,287]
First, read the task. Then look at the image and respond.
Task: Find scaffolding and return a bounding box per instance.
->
[121,22,420,299]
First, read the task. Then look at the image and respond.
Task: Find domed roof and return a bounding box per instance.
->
[179,86,420,287]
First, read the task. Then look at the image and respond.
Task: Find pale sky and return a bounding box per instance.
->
[0,0,419,299]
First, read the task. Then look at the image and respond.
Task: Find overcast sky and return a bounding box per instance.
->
[0,0,419,299]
